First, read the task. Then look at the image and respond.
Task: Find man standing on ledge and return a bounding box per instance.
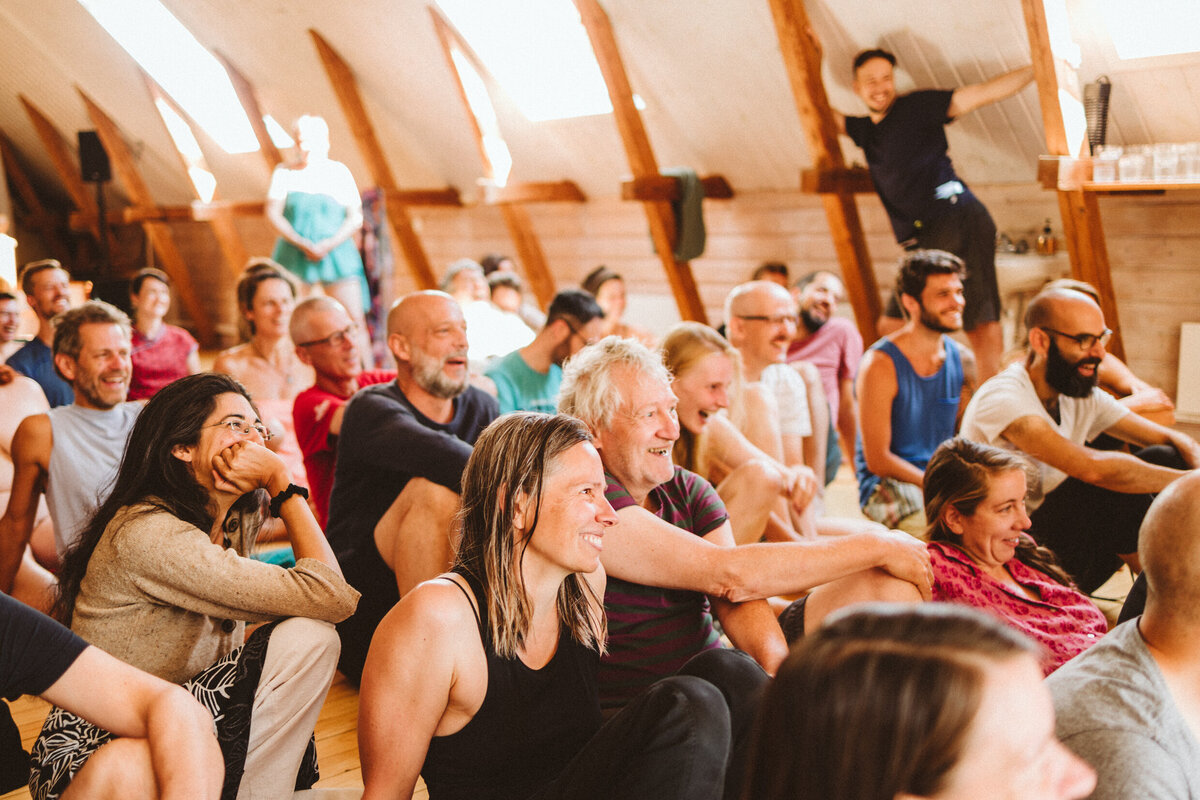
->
[814,33,1033,381]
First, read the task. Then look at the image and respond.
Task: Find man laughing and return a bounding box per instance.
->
[962,287,1199,593]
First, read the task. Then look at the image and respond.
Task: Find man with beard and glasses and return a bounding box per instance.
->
[325,291,497,683]
[787,270,864,468]
[962,287,1199,593]
[0,301,140,602]
[855,250,975,536]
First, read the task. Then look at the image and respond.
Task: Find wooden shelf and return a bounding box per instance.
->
[1083,180,1200,194]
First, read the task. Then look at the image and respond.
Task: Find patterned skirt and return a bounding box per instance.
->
[28,622,318,800]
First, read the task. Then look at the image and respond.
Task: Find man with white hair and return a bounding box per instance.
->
[559,336,931,710]
[325,290,497,683]
[441,259,532,369]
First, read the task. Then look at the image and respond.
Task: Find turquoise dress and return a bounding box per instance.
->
[271,191,365,288]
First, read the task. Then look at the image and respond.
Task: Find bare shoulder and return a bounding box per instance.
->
[211,344,252,376]
[377,574,480,643]
[13,412,53,462]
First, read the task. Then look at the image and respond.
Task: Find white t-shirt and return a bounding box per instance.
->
[961,363,1128,509]
[266,159,361,208]
[759,363,813,439]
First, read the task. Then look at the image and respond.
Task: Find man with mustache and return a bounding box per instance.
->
[788,270,864,470]
[324,291,497,683]
[7,260,75,406]
[855,250,974,536]
[962,287,1198,593]
[0,301,140,601]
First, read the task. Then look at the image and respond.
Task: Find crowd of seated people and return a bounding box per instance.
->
[0,238,1197,800]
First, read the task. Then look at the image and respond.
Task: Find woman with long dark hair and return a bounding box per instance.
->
[30,373,359,799]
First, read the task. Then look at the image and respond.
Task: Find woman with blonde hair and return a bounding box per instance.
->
[359,412,763,800]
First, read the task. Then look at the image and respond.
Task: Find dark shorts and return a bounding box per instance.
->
[882,194,1000,331]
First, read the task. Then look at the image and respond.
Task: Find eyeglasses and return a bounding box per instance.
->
[736,314,798,327]
[204,418,273,442]
[1039,326,1112,350]
[564,320,599,347]
[297,324,357,349]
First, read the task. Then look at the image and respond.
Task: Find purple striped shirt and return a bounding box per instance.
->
[600,467,727,709]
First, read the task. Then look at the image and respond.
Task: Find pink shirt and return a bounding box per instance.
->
[786,316,862,426]
[129,324,198,400]
[293,370,394,526]
[929,541,1108,674]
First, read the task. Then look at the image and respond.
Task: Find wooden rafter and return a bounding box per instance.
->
[574,0,707,323]
[428,7,560,309]
[621,175,733,202]
[767,0,881,344]
[1020,0,1124,359]
[0,133,70,265]
[308,28,438,291]
[141,70,249,282]
[19,95,104,245]
[78,89,216,344]
[214,50,283,172]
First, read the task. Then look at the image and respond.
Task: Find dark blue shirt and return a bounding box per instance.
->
[7,338,72,407]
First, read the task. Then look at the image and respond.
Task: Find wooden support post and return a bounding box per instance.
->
[142,71,249,282]
[575,0,707,324]
[19,96,105,246]
[309,29,439,291]
[428,8,559,310]
[1021,0,1124,359]
[767,0,880,345]
[214,50,283,171]
[78,89,216,345]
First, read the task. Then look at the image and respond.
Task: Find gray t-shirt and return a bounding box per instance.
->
[1048,619,1200,799]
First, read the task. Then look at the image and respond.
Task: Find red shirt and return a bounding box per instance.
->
[129,324,198,400]
[929,541,1108,674]
[293,370,394,526]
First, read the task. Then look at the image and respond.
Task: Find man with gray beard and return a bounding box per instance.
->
[325,291,497,683]
[961,287,1198,593]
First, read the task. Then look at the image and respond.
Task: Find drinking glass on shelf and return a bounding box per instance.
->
[1092,145,1121,182]
[1153,143,1181,181]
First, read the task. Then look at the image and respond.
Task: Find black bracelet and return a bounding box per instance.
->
[269,483,309,518]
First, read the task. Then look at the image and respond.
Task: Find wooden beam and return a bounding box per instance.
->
[309,28,439,290]
[386,187,462,207]
[1021,0,1124,359]
[18,95,105,245]
[481,180,586,205]
[428,8,558,309]
[620,175,734,202]
[141,71,248,281]
[77,89,215,345]
[214,50,283,171]
[767,0,880,343]
[0,133,71,265]
[575,0,706,323]
[800,166,875,195]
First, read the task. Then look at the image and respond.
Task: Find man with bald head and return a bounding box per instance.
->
[324,291,497,682]
[725,280,823,519]
[290,296,393,526]
[962,287,1198,592]
[1049,471,1200,798]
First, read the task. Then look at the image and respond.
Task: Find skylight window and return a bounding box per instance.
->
[77,0,260,154]
[1099,0,1200,60]
[434,0,643,122]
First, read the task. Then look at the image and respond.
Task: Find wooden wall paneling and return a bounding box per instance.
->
[214,50,283,171]
[77,89,216,344]
[767,0,881,345]
[428,8,559,309]
[18,96,104,247]
[574,0,707,324]
[0,132,71,266]
[308,28,439,291]
[1020,0,1124,359]
[141,71,249,282]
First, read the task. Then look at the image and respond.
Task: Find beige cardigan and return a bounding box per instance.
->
[72,503,360,683]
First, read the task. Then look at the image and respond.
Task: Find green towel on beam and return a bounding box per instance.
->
[661,166,706,261]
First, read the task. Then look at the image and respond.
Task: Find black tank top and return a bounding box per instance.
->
[421,572,603,800]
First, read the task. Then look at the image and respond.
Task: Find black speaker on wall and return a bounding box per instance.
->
[78,130,111,183]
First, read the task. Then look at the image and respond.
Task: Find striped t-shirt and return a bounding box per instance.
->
[600,466,727,710]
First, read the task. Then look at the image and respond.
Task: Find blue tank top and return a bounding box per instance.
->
[854,337,962,506]
[420,572,602,800]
